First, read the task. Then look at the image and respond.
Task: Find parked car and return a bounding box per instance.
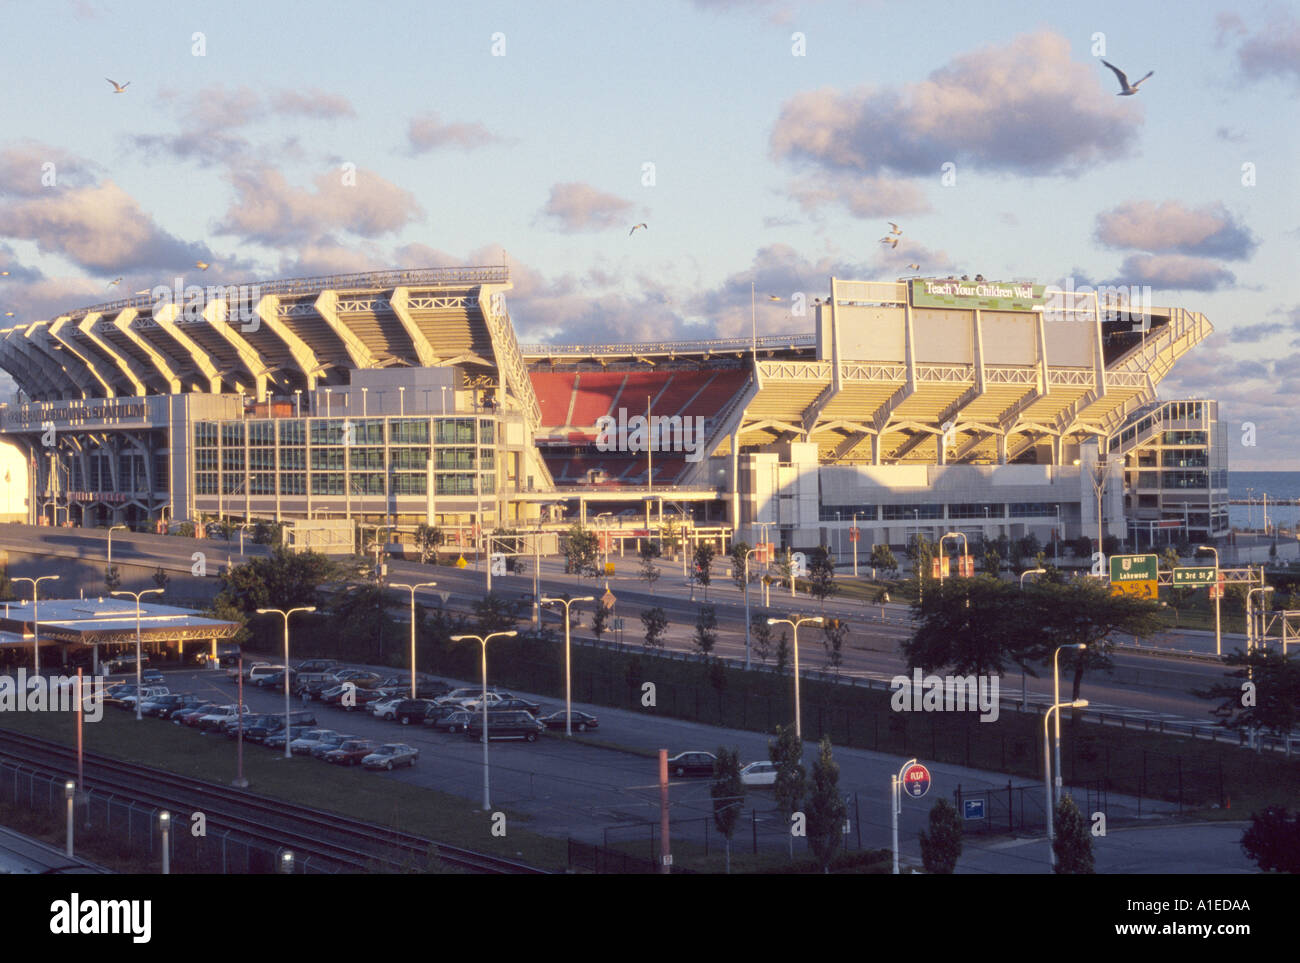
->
[391,699,435,726]
[172,703,221,726]
[427,708,473,733]
[339,688,385,712]
[462,691,520,712]
[255,668,297,689]
[477,697,541,715]
[105,652,151,673]
[227,661,272,682]
[666,752,718,778]
[362,744,419,770]
[464,710,545,742]
[322,739,378,766]
[140,669,166,685]
[120,685,170,711]
[246,664,287,685]
[245,710,317,742]
[309,733,355,759]
[538,709,598,732]
[295,659,339,674]
[739,761,779,787]
[264,725,313,751]
[153,695,207,720]
[228,714,276,738]
[369,697,405,720]
[289,729,341,755]
[198,705,249,732]
[139,693,195,717]
[434,687,489,707]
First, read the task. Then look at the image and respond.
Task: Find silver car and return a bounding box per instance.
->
[362,744,419,770]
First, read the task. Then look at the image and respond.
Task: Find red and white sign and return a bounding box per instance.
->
[848,527,860,543]
[902,763,931,799]
[957,554,975,577]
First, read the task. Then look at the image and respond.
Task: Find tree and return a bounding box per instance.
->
[1240,806,1300,873]
[981,549,1001,577]
[215,547,338,615]
[252,519,285,547]
[903,576,1040,680]
[768,723,805,856]
[414,522,440,563]
[869,543,898,578]
[773,548,795,593]
[693,542,716,600]
[750,613,773,665]
[821,618,849,674]
[710,747,745,874]
[1016,533,1041,564]
[562,524,599,578]
[640,607,668,649]
[693,605,717,656]
[473,591,522,636]
[638,541,661,594]
[729,541,752,592]
[806,736,847,873]
[1101,534,1121,557]
[918,798,963,874]
[660,518,682,558]
[774,630,790,675]
[1194,648,1300,745]
[1025,579,1164,701]
[1052,794,1095,873]
[103,564,121,593]
[151,566,170,593]
[591,603,611,642]
[1158,545,1180,571]
[807,546,837,611]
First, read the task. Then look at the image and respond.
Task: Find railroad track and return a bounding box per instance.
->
[0,729,547,875]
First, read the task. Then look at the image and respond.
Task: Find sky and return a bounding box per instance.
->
[0,0,1296,468]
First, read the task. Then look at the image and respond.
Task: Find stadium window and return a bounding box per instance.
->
[221,422,245,447]
[391,419,429,445]
[279,474,306,496]
[479,420,495,444]
[193,423,217,447]
[248,421,275,446]
[278,420,305,446]
[196,473,218,495]
[394,473,427,495]
[278,448,305,471]
[1008,502,1056,518]
[310,473,344,495]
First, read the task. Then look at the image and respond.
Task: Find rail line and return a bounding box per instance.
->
[0,729,547,875]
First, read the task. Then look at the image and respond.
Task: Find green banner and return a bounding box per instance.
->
[1110,554,1158,582]
[1172,567,1217,585]
[910,279,1047,312]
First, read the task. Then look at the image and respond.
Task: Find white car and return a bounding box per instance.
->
[435,687,487,707]
[370,698,404,720]
[290,729,340,755]
[740,761,779,787]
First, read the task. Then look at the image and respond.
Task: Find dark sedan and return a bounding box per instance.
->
[538,709,599,732]
[322,739,378,766]
[666,751,717,778]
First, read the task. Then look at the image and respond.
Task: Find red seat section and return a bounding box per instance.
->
[530,372,577,427]
[567,371,627,425]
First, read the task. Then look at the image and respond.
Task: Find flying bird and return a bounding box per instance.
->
[0,271,9,276]
[768,295,781,301]
[879,236,899,248]
[629,223,648,236]
[195,261,210,270]
[906,264,921,270]
[1101,60,1153,96]
[106,78,131,93]
[3,311,14,317]
[107,277,123,288]
[888,222,902,236]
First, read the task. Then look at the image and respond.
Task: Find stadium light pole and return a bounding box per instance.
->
[851,512,859,578]
[392,582,436,699]
[742,546,760,670]
[14,574,59,678]
[1044,699,1088,868]
[1196,545,1221,656]
[767,615,823,742]
[257,606,317,758]
[1052,644,1087,805]
[111,587,164,720]
[450,631,517,809]
[540,596,593,736]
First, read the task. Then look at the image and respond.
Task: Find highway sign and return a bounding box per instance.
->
[963,798,986,820]
[902,762,931,799]
[601,586,616,610]
[932,557,951,578]
[957,554,975,577]
[437,591,451,605]
[1172,566,1217,586]
[604,561,615,576]
[1110,553,1158,599]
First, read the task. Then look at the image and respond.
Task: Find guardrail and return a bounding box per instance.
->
[519,333,816,356]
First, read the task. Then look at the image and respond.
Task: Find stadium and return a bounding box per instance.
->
[0,265,1227,557]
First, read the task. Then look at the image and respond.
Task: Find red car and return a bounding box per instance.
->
[322,739,377,766]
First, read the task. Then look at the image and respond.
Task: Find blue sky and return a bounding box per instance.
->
[0,0,1297,467]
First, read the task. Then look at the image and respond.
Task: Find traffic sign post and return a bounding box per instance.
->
[1109,553,1158,599]
[1172,566,1216,585]
[963,798,985,821]
[891,758,930,874]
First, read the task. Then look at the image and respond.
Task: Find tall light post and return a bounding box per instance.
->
[1020,567,1046,589]
[450,630,518,809]
[1246,586,1274,653]
[939,531,967,585]
[106,523,127,569]
[1052,644,1087,805]
[1044,698,1088,868]
[391,582,436,699]
[1196,545,1221,656]
[159,810,171,875]
[766,615,823,742]
[595,512,613,576]
[14,574,59,678]
[65,780,75,858]
[256,606,317,758]
[111,587,164,720]
[1089,457,1108,571]
[742,546,761,670]
[540,595,593,736]
[850,512,859,577]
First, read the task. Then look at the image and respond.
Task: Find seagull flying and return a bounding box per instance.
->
[195,261,210,270]
[3,311,14,317]
[629,223,647,236]
[768,295,781,301]
[106,78,130,93]
[888,222,902,236]
[1101,60,1153,96]
[107,277,123,288]
[879,236,899,248]
[906,263,921,270]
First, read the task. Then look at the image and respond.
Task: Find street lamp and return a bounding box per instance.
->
[107,523,127,568]
[1051,644,1087,805]
[539,596,593,736]
[111,587,164,719]
[742,546,762,670]
[766,615,823,742]
[450,631,518,810]
[65,780,75,858]
[1020,568,1047,589]
[1246,586,1274,653]
[159,810,171,875]
[1044,698,1088,868]
[256,606,317,758]
[14,574,59,678]
[398,386,405,417]
[1196,545,1221,656]
[595,513,613,576]
[391,582,437,699]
